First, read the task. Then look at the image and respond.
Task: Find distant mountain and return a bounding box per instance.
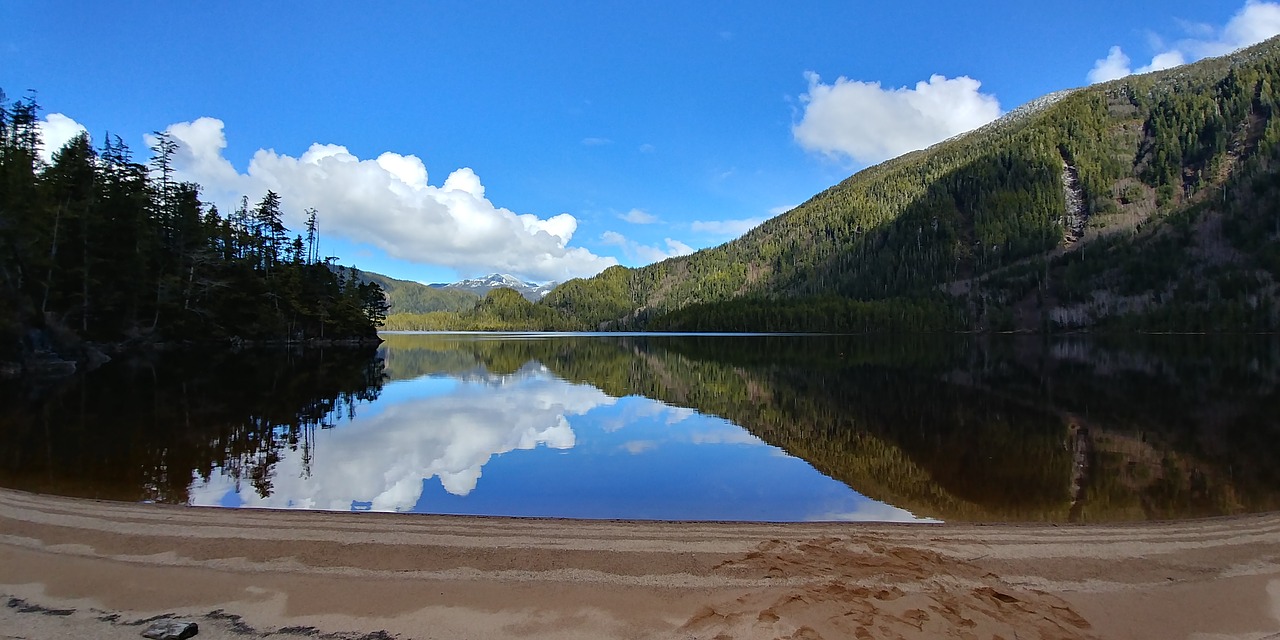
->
[343,270,557,325]
[347,269,480,315]
[431,273,557,302]
[541,36,1280,333]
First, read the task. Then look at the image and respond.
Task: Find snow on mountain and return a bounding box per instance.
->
[431,273,558,301]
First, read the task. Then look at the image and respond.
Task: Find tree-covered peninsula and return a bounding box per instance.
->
[0,92,387,372]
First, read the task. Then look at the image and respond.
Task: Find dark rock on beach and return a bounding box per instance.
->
[141,620,199,639]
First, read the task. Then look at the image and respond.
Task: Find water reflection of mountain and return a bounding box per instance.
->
[386,333,1280,522]
[2,334,1276,523]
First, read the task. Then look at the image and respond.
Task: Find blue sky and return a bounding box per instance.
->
[3,1,1277,284]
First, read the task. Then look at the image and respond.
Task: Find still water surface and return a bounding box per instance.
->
[1,333,1278,522]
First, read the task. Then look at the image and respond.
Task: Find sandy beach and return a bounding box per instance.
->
[1,488,1278,639]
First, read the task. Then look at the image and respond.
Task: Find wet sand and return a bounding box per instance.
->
[1,488,1278,639]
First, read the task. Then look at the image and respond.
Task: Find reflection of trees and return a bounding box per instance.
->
[411,333,1280,522]
[378,334,490,380]
[0,347,385,503]
[4,333,1277,522]
[983,336,1280,520]
[550,336,1074,521]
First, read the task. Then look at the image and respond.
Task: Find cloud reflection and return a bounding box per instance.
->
[190,372,615,511]
[812,501,941,524]
[688,425,765,446]
[597,399,695,432]
[622,440,658,454]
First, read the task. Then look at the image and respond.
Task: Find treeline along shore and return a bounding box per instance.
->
[0,90,388,377]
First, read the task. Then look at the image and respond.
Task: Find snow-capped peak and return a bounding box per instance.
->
[433,273,558,301]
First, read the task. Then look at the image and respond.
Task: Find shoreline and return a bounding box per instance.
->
[2,489,1278,639]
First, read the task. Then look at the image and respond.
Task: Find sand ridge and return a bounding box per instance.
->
[2,488,1279,639]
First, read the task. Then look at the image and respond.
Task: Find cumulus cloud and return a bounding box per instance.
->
[690,217,764,238]
[36,113,88,165]
[1087,1,1280,84]
[1088,45,1189,83]
[189,372,615,511]
[157,117,617,282]
[618,208,659,224]
[600,230,694,264]
[1087,46,1134,84]
[149,117,241,187]
[793,72,1002,165]
[1211,0,1280,55]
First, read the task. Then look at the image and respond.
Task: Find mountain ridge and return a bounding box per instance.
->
[537,35,1280,333]
[430,273,557,301]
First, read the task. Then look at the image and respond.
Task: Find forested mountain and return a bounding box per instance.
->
[359,271,567,332]
[382,287,565,331]
[348,269,480,314]
[0,92,387,368]
[539,36,1280,332]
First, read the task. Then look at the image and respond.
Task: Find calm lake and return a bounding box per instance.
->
[1,333,1278,523]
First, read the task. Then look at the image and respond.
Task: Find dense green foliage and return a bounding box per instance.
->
[382,287,567,331]
[531,37,1280,333]
[644,295,963,332]
[0,92,387,362]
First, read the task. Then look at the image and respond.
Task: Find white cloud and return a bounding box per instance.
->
[152,117,240,187]
[618,208,659,224]
[581,137,612,146]
[1139,50,1188,73]
[1090,46,1189,83]
[600,231,694,264]
[638,143,655,153]
[793,72,1002,165]
[189,371,616,511]
[36,113,88,165]
[1087,1,1280,84]
[1088,46,1134,83]
[599,230,627,245]
[1220,0,1280,53]
[158,117,617,282]
[641,238,694,263]
[690,217,764,238]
